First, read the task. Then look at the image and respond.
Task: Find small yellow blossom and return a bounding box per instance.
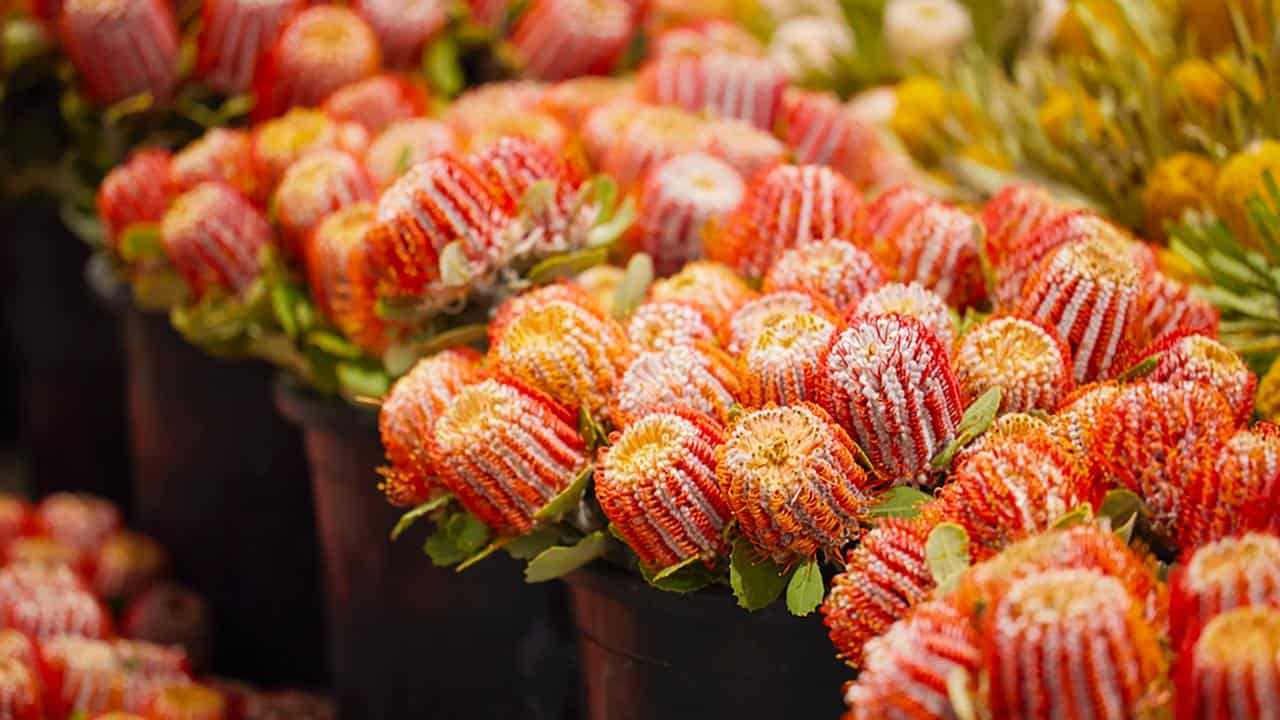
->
[1052,0,1137,57]
[1215,140,1280,246]
[1037,88,1107,147]
[890,76,958,165]
[1257,356,1280,422]
[1142,152,1219,241]
[1182,0,1265,56]
[1169,58,1228,114]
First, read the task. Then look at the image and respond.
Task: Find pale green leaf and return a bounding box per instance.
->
[729,538,789,611]
[932,387,1002,470]
[534,464,593,522]
[926,523,971,594]
[524,531,609,582]
[785,557,825,616]
[504,527,562,560]
[869,487,933,519]
[390,494,454,541]
[611,253,654,320]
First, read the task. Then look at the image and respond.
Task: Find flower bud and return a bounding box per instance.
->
[763,239,885,314]
[161,183,272,299]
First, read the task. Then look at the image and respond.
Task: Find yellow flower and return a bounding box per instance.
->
[1156,247,1202,284]
[958,143,1012,171]
[1052,0,1136,57]
[890,76,951,164]
[1169,58,1228,114]
[1142,152,1218,241]
[1258,356,1280,422]
[1037,88,1107,147]
[1213,53,1265,104]
[1182,0,1265,56]
[1215,140,1280,246]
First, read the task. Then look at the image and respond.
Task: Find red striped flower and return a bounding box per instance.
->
[251,109,369,193]
[649,18,763,59]
[464,112,574,159]
[877,200,985,308]
[378,349,486,508]
[92,531,166,605]
[637,53,787,131]
[41,638,125,718]
[723,290,836,354]
[697,118,788,181]
[0,632,36,676]
[716,403,880,562]
[818,313,963,486]
[469,135,586,258]
[538,76,636,132]
[161,183,272,299]
[170,129,258,200]
[612,343,741,425]
[631,152,745,276]
[97,149,173,252]
[822,516,935,668]
[273,150,376,259]
[37,493,120,558]
[1006,209,1141,311]
[196,0,304,94]
[779,90,886,189]
[443,81,548,137]
[302,203,389,355]
[352,0,447,69]
[0,497,31,558]
[431,377,589,535]
[647,260,757,328]
[953,316,1073,411]
[1177,606,1280,720]
[508,0,635,81]
[741,311,835,408]
[0,660,42,720]
[251,6,382,121]
[625,301,717,353]
[1196,425,1280,543]
[852,279,954,348]
[596,407,731,571]
[322,74,430,134]
[146,684,226,720]
[763,240,885,314]
[599,105,709,190]
[59,0,179,105]
[488,282,604,348]
[363,118,460,189]
[1138,331,1256,425]
[6,537,83,574]
[852,183,934,264]
[4,582,112,641]
[1169,532,1280,650]
[1138,271,1220,345]
[1047,381,1121,454]
[954,412,1057,463]
[0,562,82,609]
[980,183,1067,309]
[707,164,863,277]
[580,99,645,169]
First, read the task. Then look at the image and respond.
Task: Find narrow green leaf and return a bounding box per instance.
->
[652,555,700,582]
[869,487,933,519]
[383,342,423,377]
[418,323,490,356]
[307,330,365,361]
[578,406,608,451]
[785,557,825,616]
[932,387,1002,469]
[534,464,592,522]
[216,94,254,123]
[642,559,716,594]
[117,223,163,262]
[423,36,464,99]
[611,253,654,320]
[926,523,971,594]
[1117,353,1162,382]
[104,92,154,125]
[729,538,789,611]
[456,536,511,572]
[439,241,471,287]
[335,362,391,400]
[1097,488,1145,536]
[504,526,561,560]
[270,284,302,339]
[526,246,610,285]
[1052,504,1093,529]
[587,196,636,248]
[390,494,454,540]
[524,531,609,582]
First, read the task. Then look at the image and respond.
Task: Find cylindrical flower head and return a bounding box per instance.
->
[779,90,886,190]
[147,684,226,720]
[464,112,574,159]
[469,135,585,258]
[637,53,787,131]
[196,0,304,94]
[1169,533,1280,650]
[612,343,741,426]
[850,282,955,351]
[953,316,1074,412]
[1195,425,1280,543]
[1088,381,1237,541]
[879,201,985,308]
[724,290,836,355]
[170,129,257,200]
[843,601,981,720]
[379,349,486,508]
[37,493,121,558]
[365,154,514,299]
[161,182,271,299]
[980,183,1066,308]
[707,164,863,277]
[352,0,447,69]
[493,299,634,419]
[97,149,173,251]
[508,0,635,81]
[697,118,788,181]
[648,260,758,327]
[251,6,382,121]
[852,184,934,263]
[1015,236,1141,383]
[632,152,745,276]
[1047,381,1120,454]
[6,537,83,574]
[650,18,763,59]
[322,74,430,134]
[59,0,179,105]
[364,118,460,189]
[985,569,1169,720]
[431,377,589,535]
[597,408,731,571]
[716,403,880,562]
[763,239,885,314]
[41,638,125,718]
[1005,209,1139,310]
[954,412,1056,463]
[1139,331,1257,425]
[443,81,549,137]
[823,516,936,668]
[251,109,367,193]
[819,313,963,485]
[488,281,604,348]
[741,312,836,408]
[599,105,709,190]
[1178,606,1280,720]
[302,203,389,354]
[0,497,31,556]
[580,99,646,169]
[4,583,112,641]
[92,532,166,604]
[538,77,636,132]
[0,659,42,720]
[274,150,376,259]
[0,562,83,610]
[626,301,717,353]
[1137,272,1220,347]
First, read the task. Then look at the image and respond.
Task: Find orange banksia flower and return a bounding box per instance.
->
[842,601,981,720]
[1089,381,1237,541]
[985,569,1169,719]
[708,164,863,277]
[59,0,179,105]
[37,493,120,558]
[596,407,731,571]
[739,312,837,408]
[379,349,486,508]
[274,150,376,259]
[779,90,886,189]
[444,81,549,137]
[637,53,787,131]
[1138,331,1257,425]
[431,377,589,535]
[322,74,430,134]
[97,149,173,251]
[363,118,460,189]
[1196,425,1280,543]
[302,203,388,354]
[580,98,646,169]
[649,18,763,60]
[0,562,82,610]
[252,5,383,120]
[612,343,741,426]
[698,118,788,181]
[598,105,709,190]
[488,282,604,347]
[631,152,745,275]
[1177,606,1280,720]
[823,516,936,668]
[716,403,880,562]
[1137,272,1220,347]
[853,184,934,261]
[995,210,1136,316]
[469,135,589,258]
[196,0,303,94]
[161,183,272,299]
[1169,533,1280,651]
[92,532,166,604]
[952,316,1074,412]
[170,129,257,200]
[980,183,1067,309]
[352,0,446,69]
[850,281,954,350]
[724,290,836,355]
[625,301,717,353]
[538,76,636,132]
[1016,235,1141,383]
[877,201,985,308]
[1048,381,1121,454]
[0,659,41,720]
[508,0,635,81]
[647,260,757,327]
[763,239,885,314]
[146,684,226,720]
[464,112,574,158]
[818,313,963,486]
[251,109,368,193]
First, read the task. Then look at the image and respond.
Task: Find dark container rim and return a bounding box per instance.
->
[274,374,379,433]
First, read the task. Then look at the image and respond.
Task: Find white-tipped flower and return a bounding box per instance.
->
[883,0,974,73]
[768,16,854,84]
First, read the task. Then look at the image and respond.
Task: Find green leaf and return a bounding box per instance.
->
[336,362,391,400]
[131,271,191,312]
[103,92,154,125]
[534,464,593,523]
[117,223,163,262]
[653,555,700,582]
[423,511,491,566]
[423,35,464,99]
[611,253,654,320]
[1052,504,1093,529]
[308,331,366,361]
[519,179,557,216]
[785,557,825,616]
[587,196,636,248]
[1097,488,1145,538]
[585,175,618,225]
[1117,353,1162,382]
[641,555,716,594]
[418,323,490,356]
[729,538,789,611]
[456,537,510,572]
[439,241,472,287]
[504,526,561,560]
[578,406,608,451]
[526,246,610,285]
[270,284,304,339]
[390,494,454,541]
[925,523,971,594]
[869,487,933,519]
[524,531,609,582]
[932,387,1002,470]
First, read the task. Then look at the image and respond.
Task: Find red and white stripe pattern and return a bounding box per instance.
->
[818,313,963,486]
[981,184,1067,308]
[302,203,388,355]
[851,281,954,350]
[364,118,460,189]
[883,201,985,308]
[646,260,758,328]
[0,658,41,720]
[780,90,885,189]
[196,0,304,94]
[322,74,429,134]
[469,135,584,257]
[59,0,179,105]
[763,240,885,314]
[741,311,835,408]
[632,152,745,275]
[251,6,383,120]
[160,182,272,299]
[432,377,588,535]
[853,183,934,262]
[697,118,787,181]
[1048,381,1121,455]
[953,317,1074,412]
[5,582,111,641]
[1208,427,1280,541]
[599,105,708,190]
[353,0,447,69]
[1141,331,1257,425]
[273,149,376,259]
[1138,271,1221,346]
[1179,606,1280,720]
[1002,210,1133,312]
[96,149,173,250]
[170,128,258,200]
[596,407,732,571]
[612,343,741,425]
[724,290,835,354]
[1169,533,1280,650]
[0,562,82,610]
[649,18,763,59]
[42,638,124,718]
[508,0,635,81]
[626,301,717,353]
[638,53,787,131]
[488,282,605,348]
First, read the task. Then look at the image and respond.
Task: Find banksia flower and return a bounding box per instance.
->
[716,403,880,562]
[853,184,934,264]
[97,149,173,251]
[322,74,430,134]
[146,684,226,720]
[819,313,963,485]
[1196,426,1280,543]
[508,0,635,81]
[596,408,731,570]
[538,77,636,132]
[877,201,985,308]
[0,562,82,609]
[1048,381,1120,454]
[7,537,83,573]
[252,6,383,120]
[251,109,368,192]
[59,0,179,105]
[850,282,955,351]
[1089,381,1237,541]
[379,349,487,508]
[37,493,120,558]
[274,150,376,259]
[631,152,745,275]
[985,569,1168,719]
[170,129,257,200]
[352,0,446,69]
[0,659,42,720]
[724,290,836,354]
[444,81,549,137]
[493,299,634,419]
[741,312,836,408]
[625,301,717,353]
[1139,331,1256,425]
[41,638,125,718]
[1001,212,1138,319]
[952,317,1073,412]
[196,0,303,94]
[4,582,112,641]
[698,118,788,181]
[779,91,886,189]
[980,183,1066,309]
[637,53,787,131]
[1169,533,1280,650]
[707,164,863,277]
[1016,236,1141,383]
[842,601,981,720]
[466,113,575,161]
[648,260,757,327]
[612,344,741,426]
[488,281,604,347]
[468,136,585,258]
[1137,272,1220,346]
[1177,606,1280,720]
[92,532,166,604]
[580,99,646,169]
[599,105,709,190]
[363,119,461,189]
[650,18,763,59]
[302,203,389,354]
[160,183,272,299]
[763,240,885,314]
[432,377,589,535]
[822,517,935,668]
[955,412,1055,462]
[0,497,31,555]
